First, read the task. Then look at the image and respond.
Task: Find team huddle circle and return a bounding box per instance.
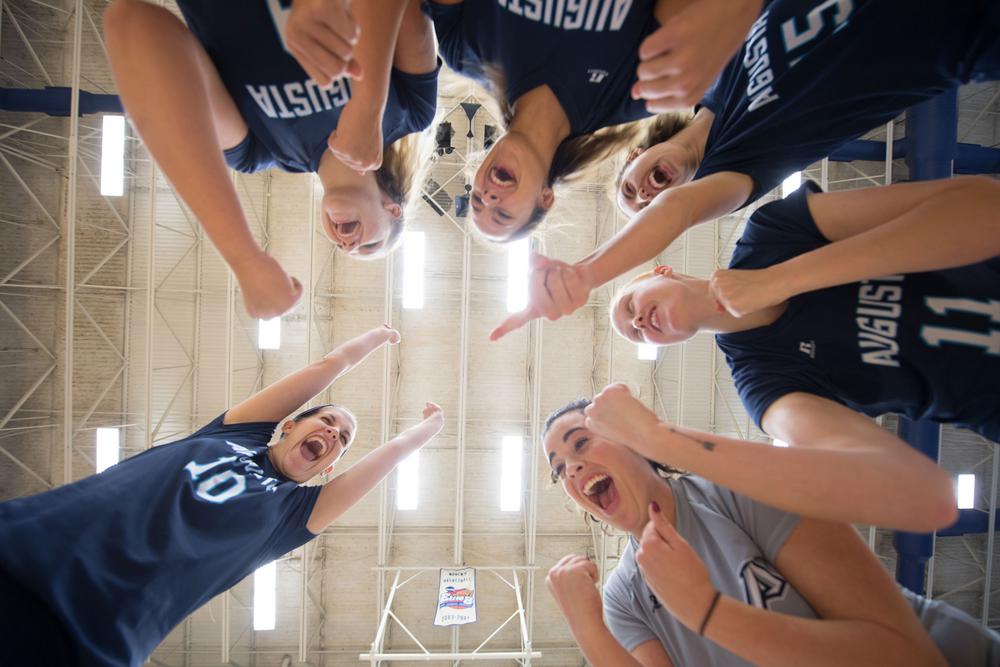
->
[1,1,999,666]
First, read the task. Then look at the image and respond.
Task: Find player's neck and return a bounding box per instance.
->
[679,106,713,167]
[508,85,572,166]
[316,150,379,194]
[630,481,678,540]
[690,278,786,334]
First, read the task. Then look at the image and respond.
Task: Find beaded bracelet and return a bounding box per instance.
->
[698,591,722,637]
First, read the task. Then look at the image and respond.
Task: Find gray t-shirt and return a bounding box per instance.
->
[603,476,1000,667]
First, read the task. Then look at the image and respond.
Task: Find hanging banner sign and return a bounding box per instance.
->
[433,567,477,626]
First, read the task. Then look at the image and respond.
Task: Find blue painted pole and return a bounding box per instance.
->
[937,509,1000,537]
[0,87,123,116]
[892,90,956,596]
[829,138,1000,174]
[894,419,943,594]
[905,90,958,182]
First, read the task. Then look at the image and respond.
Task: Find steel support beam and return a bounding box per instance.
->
[143,161,156,449]
[221,174,236,662]
[375,205,397,645]
[523,311,543,666]
[450,185,474,658]
[62,0,83,485]
[298,177,320,664]
[982,450,999,625]
[892,91,956,596]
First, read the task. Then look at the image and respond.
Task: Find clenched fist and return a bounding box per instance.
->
[546,554,604,629]
[583,383,661,456]
[286,0,361,86]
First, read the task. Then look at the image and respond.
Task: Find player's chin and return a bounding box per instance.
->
[640,333,668,347]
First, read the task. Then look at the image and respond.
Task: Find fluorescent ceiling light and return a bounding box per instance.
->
[500,436,523,512]
[402,231,425,310]
[772,439,789,448]
[397,451,419,510]
[637,343,658,361]
[100,115,125,197]
[258,317,281,350]
[253,561,277,631]
[507,239,530,313]
[957,474,975,509]
[781,171,802,198]
[95,427,120,473]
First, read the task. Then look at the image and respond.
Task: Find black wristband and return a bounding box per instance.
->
[698,591,722,637]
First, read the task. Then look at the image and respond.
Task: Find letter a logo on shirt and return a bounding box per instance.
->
[740,559,788,610]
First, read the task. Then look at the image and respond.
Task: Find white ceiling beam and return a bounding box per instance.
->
[62,0,83,486]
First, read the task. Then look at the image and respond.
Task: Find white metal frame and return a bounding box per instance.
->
[361,566,541,665]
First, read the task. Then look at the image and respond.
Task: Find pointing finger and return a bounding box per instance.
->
[489,309,536,341]
[648,502,679,548]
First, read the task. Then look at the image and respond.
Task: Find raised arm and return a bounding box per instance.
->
[225,325,398,424]
[583,384,957,532]
[324,0,422,173]
[490,171,751,340]
[104,0,303,319]
[712,176,1000,316]
[585,172,752,287]
[306,402,444,533]
[545,556,674,667]
[636,507,946,667]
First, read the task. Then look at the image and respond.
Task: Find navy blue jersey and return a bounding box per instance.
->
[696,0,1000,206]
[716,181,1000,442]
[425,0,658,135]
[0,415,321,667]
[176,0,439,173]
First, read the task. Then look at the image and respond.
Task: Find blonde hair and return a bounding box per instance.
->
[609,269,658,340]
[359,130,433,260]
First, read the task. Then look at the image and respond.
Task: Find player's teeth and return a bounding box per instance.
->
[584,474,608,495]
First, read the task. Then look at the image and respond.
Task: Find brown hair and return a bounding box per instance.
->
[615,112,693,193]
[483,66,671,241]
[357,131,432,260]
[543,397,684,484]
[543,397,684,529]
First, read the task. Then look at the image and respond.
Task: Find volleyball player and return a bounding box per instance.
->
[0,325,443,667]
[104,0,439,318]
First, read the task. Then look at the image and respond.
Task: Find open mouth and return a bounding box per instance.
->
[648,306,663,334]
[333,220,360,236]
[582,473,619,512]
[489,165,516,187]
[647,164,672,191]
[301,436,327,463]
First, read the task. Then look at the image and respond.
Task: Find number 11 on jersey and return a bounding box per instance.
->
[921,297,1000,355]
